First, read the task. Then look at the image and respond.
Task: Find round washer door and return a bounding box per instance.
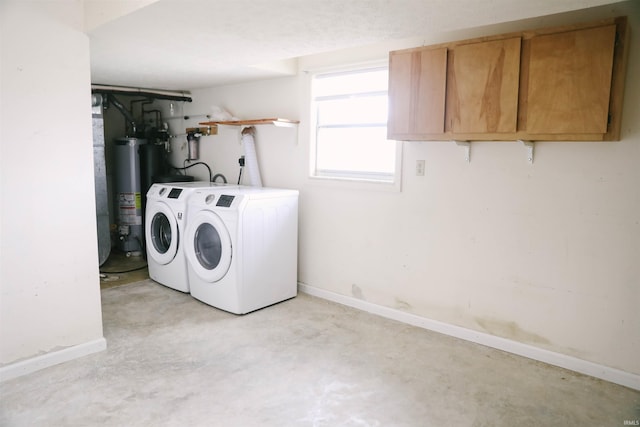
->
[185,210,232,282]
[145,202,179,265]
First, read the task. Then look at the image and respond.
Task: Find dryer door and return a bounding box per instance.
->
[186,210,232,282]
[145,202,179,265]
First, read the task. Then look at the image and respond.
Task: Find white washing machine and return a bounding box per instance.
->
[184,187,299,314]
[145,181,238,292]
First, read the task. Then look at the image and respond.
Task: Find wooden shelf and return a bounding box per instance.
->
[199,118,299,128]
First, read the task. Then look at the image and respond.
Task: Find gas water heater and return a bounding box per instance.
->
[113,137,147,254]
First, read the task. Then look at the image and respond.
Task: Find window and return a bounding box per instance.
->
[311,66,401,186]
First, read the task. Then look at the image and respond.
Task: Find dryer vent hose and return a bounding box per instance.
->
[241,126,262,187]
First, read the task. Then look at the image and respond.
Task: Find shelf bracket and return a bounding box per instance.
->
[519,140,534,164]
[185,126,217,136]
[454,140,471,163]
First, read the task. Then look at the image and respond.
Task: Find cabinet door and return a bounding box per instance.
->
[388,47,447,139]
[525,24,616,134]
[447,37,521,134]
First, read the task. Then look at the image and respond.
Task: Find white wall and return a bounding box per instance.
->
[0,2,105,367]
[181,0,640,378]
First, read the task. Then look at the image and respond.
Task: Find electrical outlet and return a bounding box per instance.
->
[416,160,425,176]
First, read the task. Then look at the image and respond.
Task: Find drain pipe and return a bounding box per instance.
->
[109,95,138,136]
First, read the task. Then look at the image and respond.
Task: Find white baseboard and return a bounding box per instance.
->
[298,283,640,391]
[0,337,107,382]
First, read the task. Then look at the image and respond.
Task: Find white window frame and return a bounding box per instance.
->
[309,62,402,192]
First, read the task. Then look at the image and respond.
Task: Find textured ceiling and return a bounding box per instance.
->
[88,0,624,91]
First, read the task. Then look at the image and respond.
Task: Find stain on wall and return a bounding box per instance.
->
[352,284,365,300]
[475,317,551,345]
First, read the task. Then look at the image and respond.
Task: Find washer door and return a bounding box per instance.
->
[186,210,232,282]
[145,202,179,265]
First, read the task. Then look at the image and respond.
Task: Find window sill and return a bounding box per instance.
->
[307,174,402,193]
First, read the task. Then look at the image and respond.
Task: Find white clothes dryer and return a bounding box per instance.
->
[145,182,238,292]
[184,187,299,314]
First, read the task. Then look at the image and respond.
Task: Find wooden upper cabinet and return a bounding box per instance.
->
[387,16,628,142]
[388,47,447,140]
[447,37,521,135]
[523,24,617,135]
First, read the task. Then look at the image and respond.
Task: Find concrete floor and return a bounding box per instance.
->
[1,280,638,426]
[99,250,149,289]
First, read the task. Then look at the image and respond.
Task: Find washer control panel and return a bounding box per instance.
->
[168,188,183,199]
[216,195,235,207]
